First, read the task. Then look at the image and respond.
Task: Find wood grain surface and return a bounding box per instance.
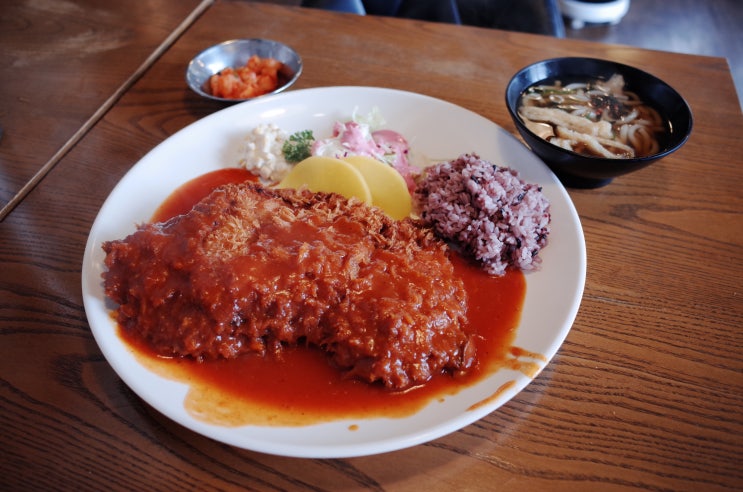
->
[0,0,207,213]
[1,2,741,490]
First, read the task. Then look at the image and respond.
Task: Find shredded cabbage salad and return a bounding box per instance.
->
[239,108,420,189]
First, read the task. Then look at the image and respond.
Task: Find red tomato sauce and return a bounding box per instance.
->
[124,168,527,426]
[152,167,258,221]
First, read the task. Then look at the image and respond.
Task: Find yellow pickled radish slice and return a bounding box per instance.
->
[276,156,372,204]
[342,155,412,220]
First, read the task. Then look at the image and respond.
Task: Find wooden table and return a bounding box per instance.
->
[2,1,741,490]
[0,0,209,214]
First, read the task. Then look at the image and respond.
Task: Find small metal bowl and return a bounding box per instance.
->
[186,38,302,102]
[505,57,693,188]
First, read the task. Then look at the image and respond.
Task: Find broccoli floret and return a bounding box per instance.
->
[282,130,315,163]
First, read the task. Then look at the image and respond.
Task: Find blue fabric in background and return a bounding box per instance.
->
[300,0,564,37]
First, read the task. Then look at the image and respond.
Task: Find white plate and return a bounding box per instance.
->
[82,86,585,458]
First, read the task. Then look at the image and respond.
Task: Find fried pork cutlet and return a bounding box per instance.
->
[102,182,473,390]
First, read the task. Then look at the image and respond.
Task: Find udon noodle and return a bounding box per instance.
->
[518,74,665,159]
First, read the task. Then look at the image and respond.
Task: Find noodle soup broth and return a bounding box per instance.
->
[517,74,669,160]
[506,57,692,188]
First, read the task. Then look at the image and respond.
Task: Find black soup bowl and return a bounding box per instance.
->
[505,57,693,188]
